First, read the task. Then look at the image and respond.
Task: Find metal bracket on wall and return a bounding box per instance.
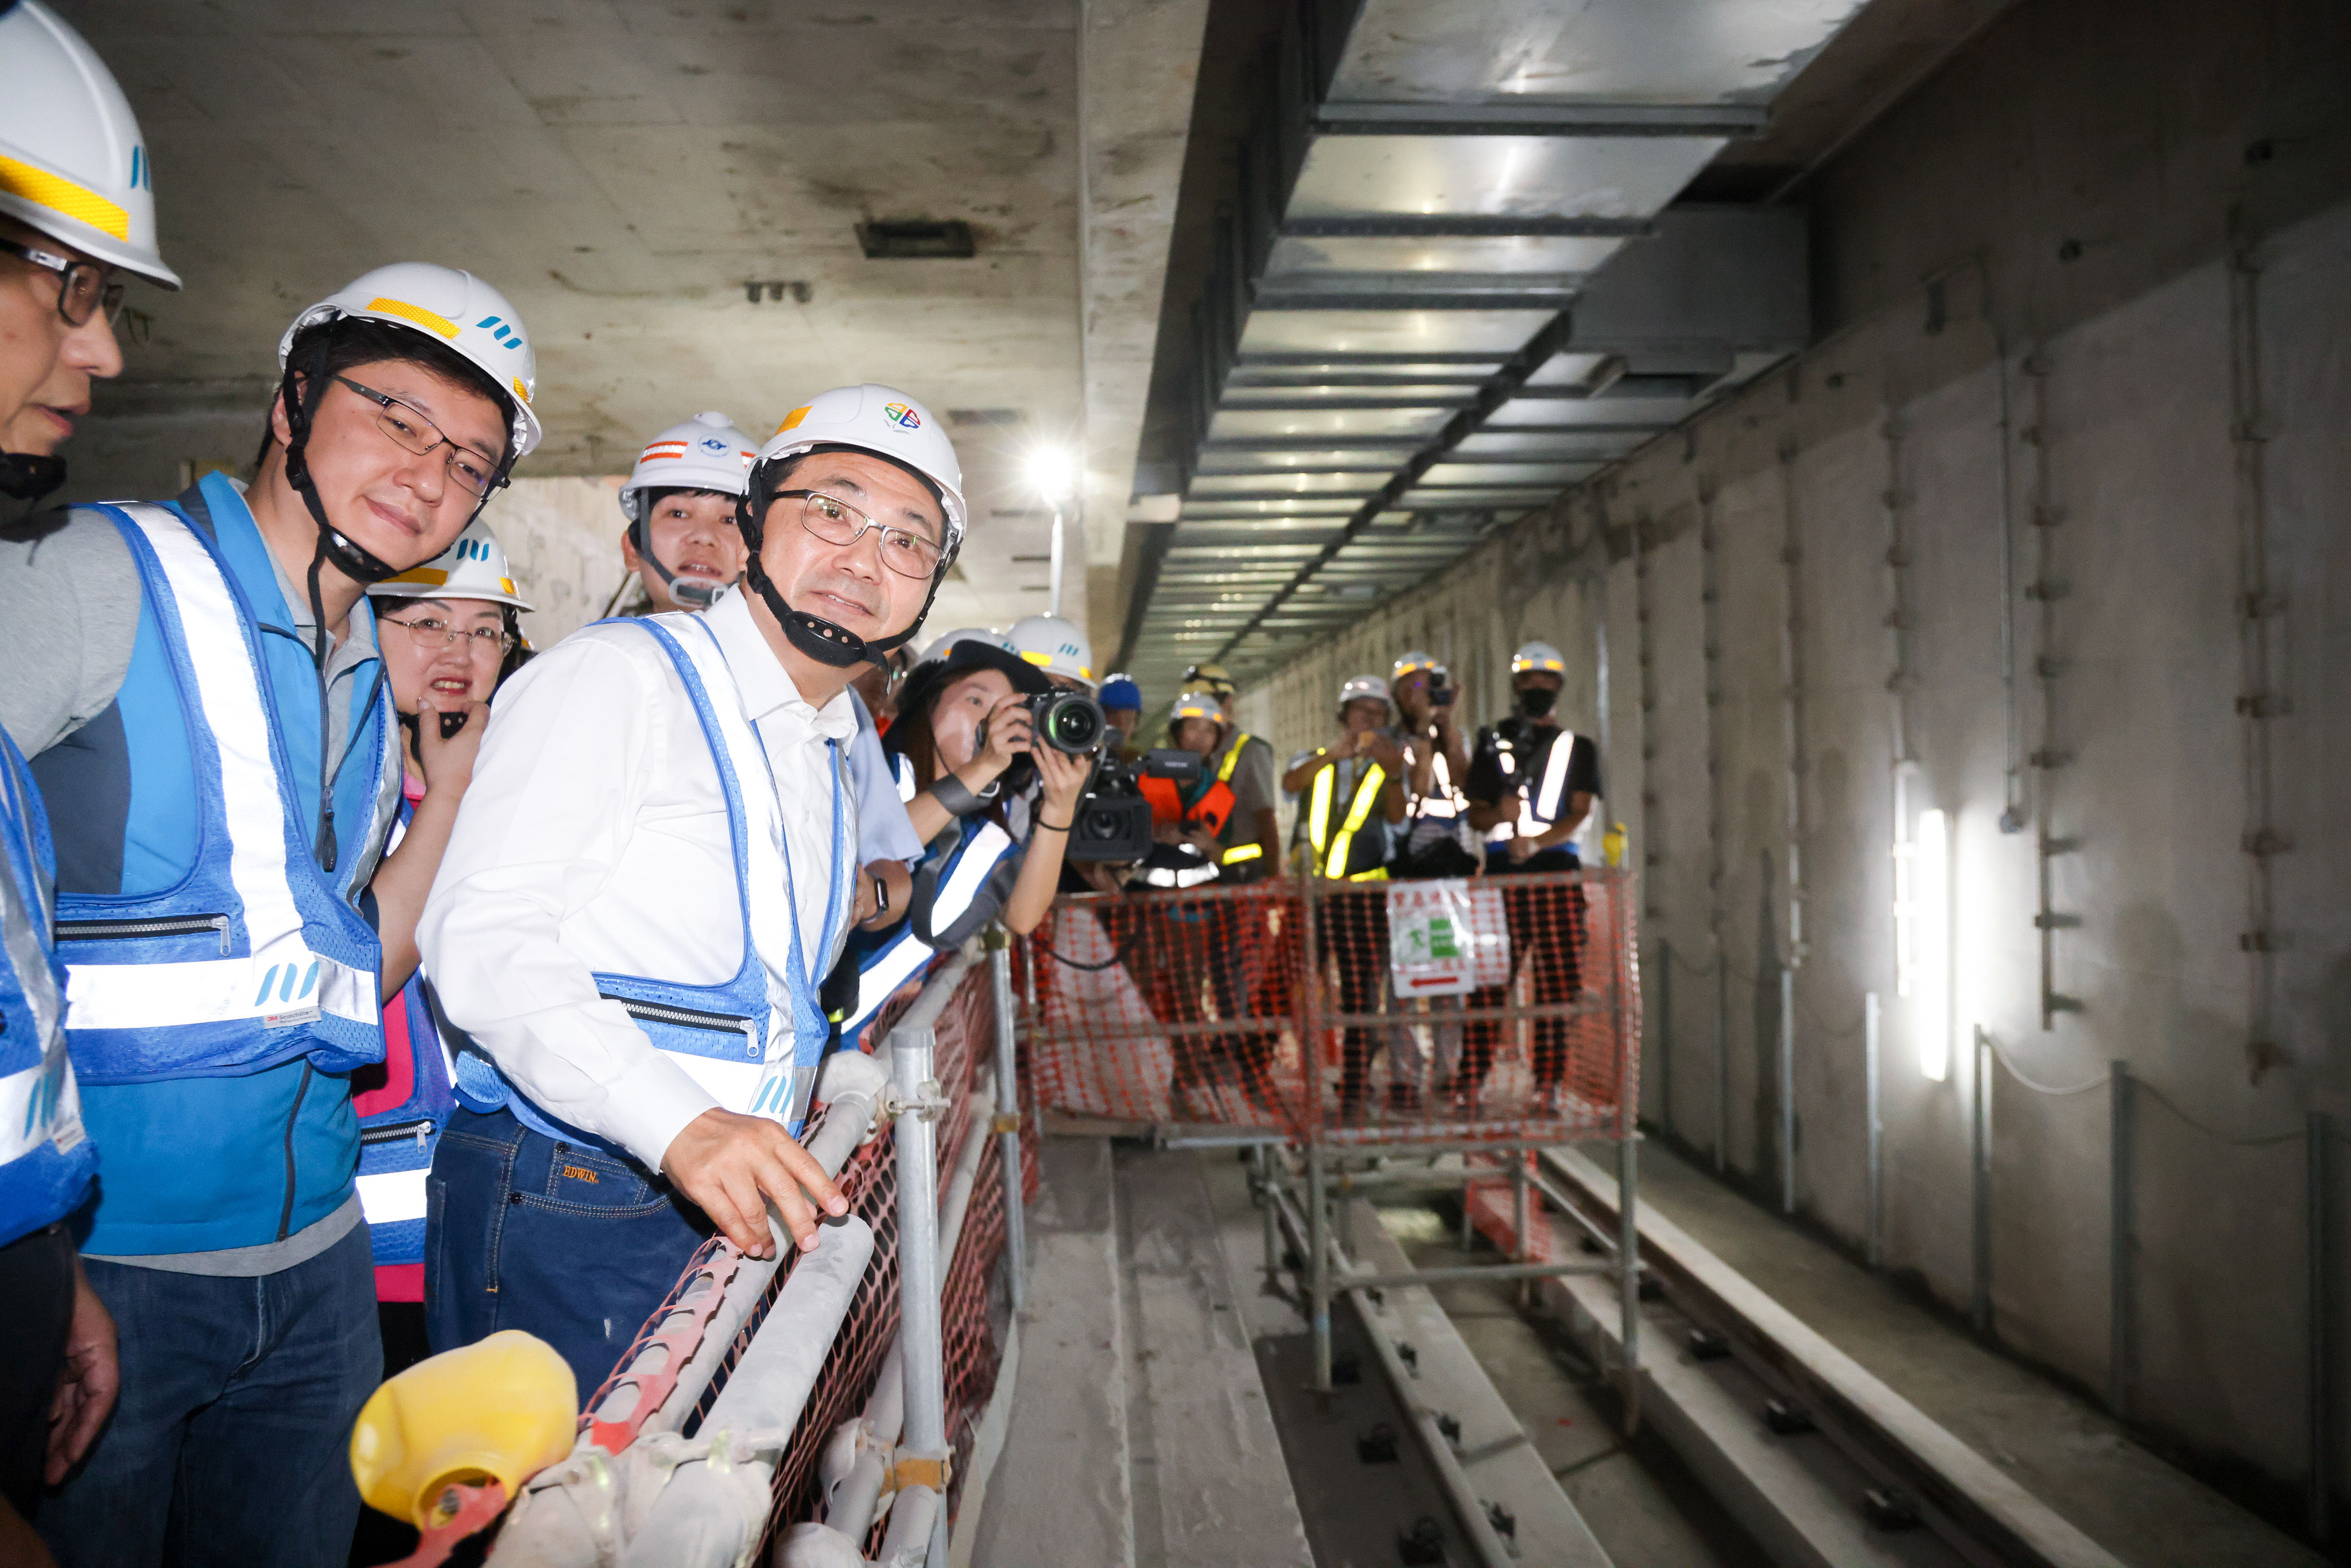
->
[2023,352,2084,1029]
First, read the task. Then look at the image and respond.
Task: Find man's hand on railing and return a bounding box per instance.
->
[662,1108,849,1258]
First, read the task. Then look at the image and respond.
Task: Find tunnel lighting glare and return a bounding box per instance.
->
[1910,809,1952,1081]
[1026,447,1076,504]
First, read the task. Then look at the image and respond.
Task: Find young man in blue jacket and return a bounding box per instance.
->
[0,261,540,1567]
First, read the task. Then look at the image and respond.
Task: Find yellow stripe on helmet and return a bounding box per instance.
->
[365,297,460,340]
[0,154,129,240]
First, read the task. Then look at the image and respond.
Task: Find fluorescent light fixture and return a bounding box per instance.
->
[1910,808,1952,1081]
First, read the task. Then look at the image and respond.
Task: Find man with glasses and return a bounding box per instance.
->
[0,261,538,1567]
[419,384,966,1400]
[0,5,172,1558]
[0,1,179,518]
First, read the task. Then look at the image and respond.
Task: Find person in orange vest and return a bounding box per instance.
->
[1179,662,1282,876]
[1459,641,1601,1107]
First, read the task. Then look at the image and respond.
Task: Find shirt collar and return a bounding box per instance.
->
[704,585,858,742]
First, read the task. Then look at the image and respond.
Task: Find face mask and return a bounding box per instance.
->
[1515,685,1558,719]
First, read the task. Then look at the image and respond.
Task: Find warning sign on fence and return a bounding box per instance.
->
[1386,879,1510,996]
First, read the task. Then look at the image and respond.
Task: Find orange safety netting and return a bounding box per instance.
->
[1021,869,1640,1145]
[579,954,1035,1554]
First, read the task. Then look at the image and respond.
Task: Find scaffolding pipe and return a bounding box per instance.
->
[889,1030,951,1568]
[988,936,1029,1313]
[1617,1134,1642,1433]
[618,1216,877,1568]
[2309,1109,2332,1544]
[1776,436,1806,1218]
[1698,478,1728,1175]
[1970,1027,1993,1337]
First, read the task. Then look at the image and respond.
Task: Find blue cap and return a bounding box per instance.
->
[1100,677,1142,712]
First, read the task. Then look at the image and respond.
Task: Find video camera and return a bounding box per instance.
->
[1066,748,1201,863]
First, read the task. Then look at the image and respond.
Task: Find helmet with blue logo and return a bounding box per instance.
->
[1008,614,1093,689]
[368,517,533,611]
[279,263,541,460]
[0,1,179,288]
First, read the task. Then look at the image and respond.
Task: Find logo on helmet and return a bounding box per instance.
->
[699,437,728,453]
[883,402,921,430]
[475,316,525,351]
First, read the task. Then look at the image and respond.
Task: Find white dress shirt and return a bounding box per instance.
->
[419,586,858,1170]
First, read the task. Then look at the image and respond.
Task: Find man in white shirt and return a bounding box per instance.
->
[418,383,968,1396]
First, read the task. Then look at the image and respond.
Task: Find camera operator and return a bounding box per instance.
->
[832,635,1095,1049]
[1388,651,1477,879]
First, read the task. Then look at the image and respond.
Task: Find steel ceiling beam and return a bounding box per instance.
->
[1211,309,1577,663]
[1311,100,1767,137]
[1279,214,1654,239]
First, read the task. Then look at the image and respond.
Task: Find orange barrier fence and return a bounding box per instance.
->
[580,953,1033,1555]
[1021,868,1640,1145]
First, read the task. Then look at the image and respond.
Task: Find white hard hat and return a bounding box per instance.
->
[921,626,1010,663]
[756,384,966,556]
[278,263,541,460]
[364,517,531,611]
[0,2,178,289]
[1510,641,1566,674]
[1169,690,1226,724]
[620,412,757,522]
[1008,614,1093,688]
[367,517,533,611]
[1391,650,1446,682]
[1338,674,1391,707]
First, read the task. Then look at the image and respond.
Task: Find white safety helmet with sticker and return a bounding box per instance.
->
[620,411,757,522]
[1008,614,1093,688]
[1510,641,1566,675]
[741,383,967,667]
[921,626,1011,663]
[0,1,179,288]
[279,262,541,462]
[1337,674,1391,708]
[367,517,533,612]
[1169,690,1227,725]
[1391,650,1446,682]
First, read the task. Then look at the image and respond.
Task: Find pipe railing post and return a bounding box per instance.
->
[988,931,1028,1315]
[890,1026,951,1567]
[1255,1144,1281,1293]
[2309,1109,2331,1546]
[1865,991,1883,1270]
[1309,1142,1332,1395]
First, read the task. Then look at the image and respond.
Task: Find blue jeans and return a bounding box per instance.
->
[425,1107,711,1406]
[39,1221,380,1568]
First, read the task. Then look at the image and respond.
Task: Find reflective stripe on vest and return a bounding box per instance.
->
[58,503,390,1081]
[1220,842,1263,865]
[1516,729,1580,839]
[1322,763,1387,880]
[1,727,95,1246]
[357,964,454,1266]
[1220,733,1250,783]
[1410,747,1464,821]
[843,820,1018,1047]
[453,614,852,1145]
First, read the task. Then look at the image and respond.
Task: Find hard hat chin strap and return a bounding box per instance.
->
[276,337,512,589]
[0,451,64,507]
[628,516,724,610]
[735,482,947,668]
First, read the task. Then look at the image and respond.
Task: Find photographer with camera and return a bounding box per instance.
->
[832,634,1097,1048]
[1388,651,1478,879]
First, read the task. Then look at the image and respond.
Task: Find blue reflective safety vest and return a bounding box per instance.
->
[53,502,396,1084]
[836,814,1022,1053]
[451,615,852,1147]
[355,798,455,1272]
[0,731,97,1250]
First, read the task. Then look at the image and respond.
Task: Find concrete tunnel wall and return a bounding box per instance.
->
[1235,0,2351,1524]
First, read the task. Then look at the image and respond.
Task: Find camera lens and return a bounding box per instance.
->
[1034,691,1105,754]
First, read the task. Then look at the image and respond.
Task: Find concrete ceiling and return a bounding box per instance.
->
[58,0,1209,645]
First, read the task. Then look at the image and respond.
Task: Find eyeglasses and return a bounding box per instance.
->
[1,237,125,328]
[334,376,506,498]
[771,489,943,580]
[379,614,514,655]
